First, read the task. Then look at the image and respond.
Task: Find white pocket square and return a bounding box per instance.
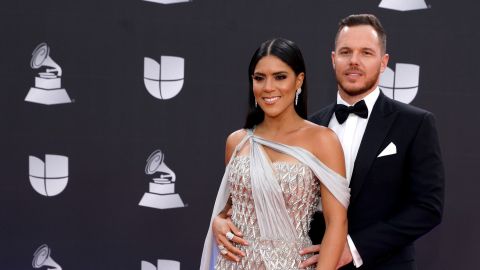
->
[378,142,397,157]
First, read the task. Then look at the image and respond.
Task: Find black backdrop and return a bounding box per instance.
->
[1,0,478,269]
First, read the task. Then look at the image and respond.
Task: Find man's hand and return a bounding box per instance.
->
[212,212,248,262]
[336,242,353,268]
[298,243,353,269]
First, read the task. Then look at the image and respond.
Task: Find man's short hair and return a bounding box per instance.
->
[335,14,387,53]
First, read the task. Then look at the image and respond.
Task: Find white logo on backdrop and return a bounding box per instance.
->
[144,56,185,100]
[143,0,190,4]
[26,43,72,105]
[380,63,420,104]
[379,0,429,11]
[32,244,62,270]
[29,154,69,197]
[139,150,185,209]
[141,259,180,270]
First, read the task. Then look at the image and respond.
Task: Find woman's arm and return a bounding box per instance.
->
[311,128,348,270]
[211,129,249,261]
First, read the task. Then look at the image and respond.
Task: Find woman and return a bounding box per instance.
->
[200,38,350,270]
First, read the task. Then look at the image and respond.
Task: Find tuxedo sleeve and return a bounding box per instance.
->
[350,112,445,266]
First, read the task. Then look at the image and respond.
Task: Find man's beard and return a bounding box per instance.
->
[336,68,380,97]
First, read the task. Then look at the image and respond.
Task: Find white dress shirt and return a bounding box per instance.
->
[328,87,381,268]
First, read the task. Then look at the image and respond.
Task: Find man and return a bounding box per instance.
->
[212,14,444,270]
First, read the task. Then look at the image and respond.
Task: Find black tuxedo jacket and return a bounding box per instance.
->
[309,92,445,270]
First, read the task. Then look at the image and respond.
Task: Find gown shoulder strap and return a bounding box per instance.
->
[226,129,253,163]
[251,135,350,208]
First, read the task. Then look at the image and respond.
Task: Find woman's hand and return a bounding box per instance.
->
[212,210,249,262]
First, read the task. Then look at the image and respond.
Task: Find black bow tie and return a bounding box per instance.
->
[334,100,369,124]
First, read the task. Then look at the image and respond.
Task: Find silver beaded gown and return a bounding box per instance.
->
[200,130,350,270]
[215,156,319,270]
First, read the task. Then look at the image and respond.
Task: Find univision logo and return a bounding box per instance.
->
[29,154,69,197]
[379,63,420,104]
[144,56,185,100]
[379,0,429,11]
[143,0,190,3]
[141,259,180,270]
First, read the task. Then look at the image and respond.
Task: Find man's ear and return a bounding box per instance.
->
[380,53,389,73]
[331,51,336,70]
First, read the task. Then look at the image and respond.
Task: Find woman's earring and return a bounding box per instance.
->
[295,88,302,106]
[255,100,258,108]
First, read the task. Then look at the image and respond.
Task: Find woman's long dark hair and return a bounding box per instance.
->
[243,38,308,129]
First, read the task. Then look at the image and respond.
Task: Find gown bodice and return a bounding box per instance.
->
[200,130,349,270]
[215,155,319,270]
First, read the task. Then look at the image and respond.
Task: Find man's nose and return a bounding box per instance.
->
[349,51,360,65]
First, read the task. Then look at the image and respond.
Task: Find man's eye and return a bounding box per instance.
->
[339,51,350,55]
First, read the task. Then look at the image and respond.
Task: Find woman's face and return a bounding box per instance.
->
[252,55,304,118]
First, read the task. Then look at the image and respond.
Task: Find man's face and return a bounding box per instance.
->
[332,25,389,99]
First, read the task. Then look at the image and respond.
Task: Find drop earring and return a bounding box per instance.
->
[255,100,258,108]
[295,88,302,106]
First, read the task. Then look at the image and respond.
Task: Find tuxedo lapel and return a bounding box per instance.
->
[350,93,397,203]
[316,103,336,126]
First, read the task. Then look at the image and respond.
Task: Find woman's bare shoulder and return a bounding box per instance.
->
[301,121,343,164]
[226,129,248,148]
[225,129,248,162]
[302,121,339,147]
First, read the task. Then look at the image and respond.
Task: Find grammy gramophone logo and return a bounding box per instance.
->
[32,244,62,270]
[26,43,72,105]
[143,0,191,4]
[380,63,420,104]
[379,0,429,11]
[144,56,185,100]
[142,259,180,270]
[138,150,185,209]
